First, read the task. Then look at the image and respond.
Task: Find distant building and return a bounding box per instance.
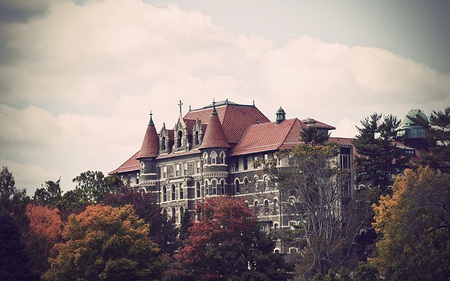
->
[112,99,354,252]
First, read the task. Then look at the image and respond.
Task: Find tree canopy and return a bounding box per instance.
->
[167,196,292,281]
[353,113,409,194]
[43,204,163,281]
[371,166,450,280]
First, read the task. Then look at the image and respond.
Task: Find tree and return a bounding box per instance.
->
[24,204,63,276]
[300,126,330,145]
[72,171,124,204]
[105,188,179,255]
[0,213,39,281]
[33,180,62,208]
[371,166,450,280]
[353,113,409,194]
[0,166,16,207]
[420,107,450,172]
[43,204,163,281]
[167,196,292,281]
[264,143,372,279]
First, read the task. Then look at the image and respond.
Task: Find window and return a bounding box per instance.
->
[234,159,239,171]
[184,163,188,176]
[253,156,258,169]
[220,151,226,164]
[220,179,225,195]
[343,177,351,198]
[176,164,180,177]
[136,173,139,184]
[204,152,210,165]
[163,186,167,202]
[211,179,217,195]
[163,166,167,178]
[179,183,184,199]
[264,200,270,214]
[172,207,176,221]
[205,180,209,195]
[340,147,351,170]
[195,131,199,145]
[177,130,182,147]
[235,179,240,193]
[243,157,248,170]
[273,198,279,214]
[196,182,201,198]
[254,176,259,190]
[254,200,259,215]
[180,206,184,221]
[171,185,176,200]
[161,136,166,150]
[197,161,201,173]
[211,151,218,165]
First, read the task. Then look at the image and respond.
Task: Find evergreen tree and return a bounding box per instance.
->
[353,113,409,194]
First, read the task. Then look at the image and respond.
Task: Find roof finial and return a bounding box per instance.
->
[149,111,154,126]
[211,99,217,116]
[178,100,183,116]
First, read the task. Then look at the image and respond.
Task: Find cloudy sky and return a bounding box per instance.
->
[1,0,449,195]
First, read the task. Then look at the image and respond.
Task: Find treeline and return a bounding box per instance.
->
[1,107,449,281]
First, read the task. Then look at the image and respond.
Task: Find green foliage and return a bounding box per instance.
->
[43,205,163,281]
[353,262,378,281]
[0,213,39,281]
[0,166,16,206]
[420,107,450,172]
[301,126,330,145]
[72,171,124,204]
[33,180,62,208]
[371,166,450,280]
[353,113,409,194]
[167,197,292,281]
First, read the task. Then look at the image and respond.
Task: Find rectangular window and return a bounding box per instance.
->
[184,163,188,176]
[176,164,180,177]
[163,166,167,178]
[340,147,351,170]
[234,159,239,171]
[197,161,201,173]
[243,157,248,170]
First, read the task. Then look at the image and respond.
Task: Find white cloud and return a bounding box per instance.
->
[0,0,449,194]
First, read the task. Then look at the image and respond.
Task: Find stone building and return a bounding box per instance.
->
[112,99,354,251]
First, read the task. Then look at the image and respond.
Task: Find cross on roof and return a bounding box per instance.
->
[178,100,183,116]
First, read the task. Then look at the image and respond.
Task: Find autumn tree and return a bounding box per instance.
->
[105,188,179,255]
[167,196,292,281]
[44,204,163,281]
[264,142,372,279]
[353,113,409,194]
[24,204,63,276]
[371,166,450,280]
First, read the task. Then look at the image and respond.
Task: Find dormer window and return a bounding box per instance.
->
[161,136,166,150]
[177,131,183,148]
[195,131,200,145]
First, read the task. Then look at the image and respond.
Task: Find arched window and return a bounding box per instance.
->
[196,182,201,198]
[254,200,259,215]
[219,151,226,164]
[179,183,184,199]
[273,198,279,214]
[172,207,176,221]
[211,179,217,195]
[220,179,225,195]
[244,177,249,188]
[211,151,218,165]
[162,209,168,219]
[163,186,167,202]
[264,199,270,214]
[235,179,240,193]
[205,180,209,196]
[177,130,183,147]
[203,152,210,165]
[171,184,176,200]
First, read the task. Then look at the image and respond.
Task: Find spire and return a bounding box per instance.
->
[137,111,159,159]
[200,101,230,149]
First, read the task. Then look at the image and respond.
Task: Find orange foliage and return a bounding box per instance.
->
[26,203,62,242]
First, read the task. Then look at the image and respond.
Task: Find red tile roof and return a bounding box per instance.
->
[137,116,159,159]
[200,107,230,149]
[111,151,140,173]
[231,118,306,156]
[184,101,270,144]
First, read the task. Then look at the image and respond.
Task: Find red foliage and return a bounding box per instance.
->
[26,203,62,242]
